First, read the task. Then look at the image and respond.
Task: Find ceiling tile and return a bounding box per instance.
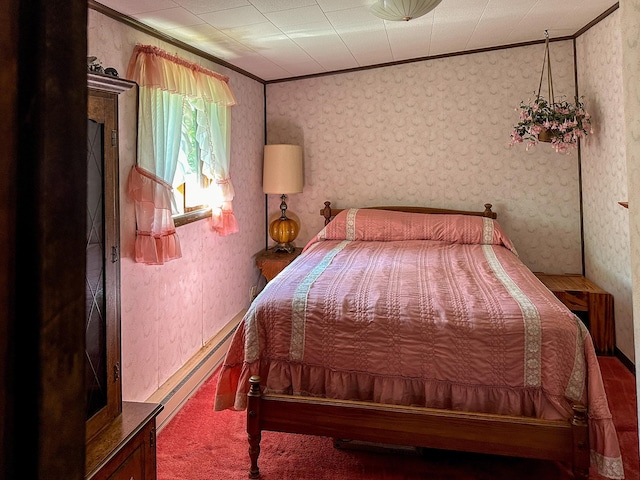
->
[465,1,534,50]
[250,0,318,14]
[174,0,250,15]
[222,21,286,46]
[230,52,291,80]
[338,26,394,66]
[429,0,488,54]
[264,5,327,27]
[199,5,268,29]
[279,19,335,37]
[166,23,228,43]
[259,38,316,63]
[284,22,357,70]
[193,37,256,60]
[316,0,372,12]
[325,5,384,28]
[384,15,435,61]
[133,7,204,31]
[99,0,176,16]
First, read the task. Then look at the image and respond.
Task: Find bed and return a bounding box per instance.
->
[214,202,624,479]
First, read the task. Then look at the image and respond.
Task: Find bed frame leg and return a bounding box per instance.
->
[571,404,589,480]
[248,376,262,479]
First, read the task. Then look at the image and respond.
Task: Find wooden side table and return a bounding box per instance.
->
[534,273,615,355]
[256,247,303,282]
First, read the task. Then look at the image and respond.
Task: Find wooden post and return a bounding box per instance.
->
[321,201,333,225]
[571,404,590,480]
[247,376,262,479]
[483,203,497,218]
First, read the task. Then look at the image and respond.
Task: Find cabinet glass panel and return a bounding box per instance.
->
[86,118,107,418]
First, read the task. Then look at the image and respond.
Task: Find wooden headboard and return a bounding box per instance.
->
[320,201,497,225]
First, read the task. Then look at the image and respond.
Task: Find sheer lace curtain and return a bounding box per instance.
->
[126,44,238,265]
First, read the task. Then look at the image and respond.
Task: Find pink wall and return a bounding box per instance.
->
[577,10,634,362]
[88,10,266,401]
[266,41,583,275]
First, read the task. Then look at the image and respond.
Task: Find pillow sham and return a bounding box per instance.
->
[312,208,517,253]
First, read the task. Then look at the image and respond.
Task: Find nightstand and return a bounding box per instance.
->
[256,247,303,282]
[534,273,615,355]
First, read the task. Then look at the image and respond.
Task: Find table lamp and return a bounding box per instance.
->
[263,144,303,253]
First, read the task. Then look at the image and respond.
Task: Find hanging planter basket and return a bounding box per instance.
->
[537,128,552,143]
[509,31,592,154]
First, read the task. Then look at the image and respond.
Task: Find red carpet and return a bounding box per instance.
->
[157,357,638,480]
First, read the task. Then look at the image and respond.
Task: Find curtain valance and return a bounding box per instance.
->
[127,44,237,107]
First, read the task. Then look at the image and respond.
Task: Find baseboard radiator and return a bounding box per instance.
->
[146,310,244,432]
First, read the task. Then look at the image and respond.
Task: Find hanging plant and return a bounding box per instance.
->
[509,32,592,154]
[510,95,592,153]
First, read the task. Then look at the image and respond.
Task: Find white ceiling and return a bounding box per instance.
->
[94,0,617,82]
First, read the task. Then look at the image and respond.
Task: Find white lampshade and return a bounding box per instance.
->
[263,144,303,194]
[369,0,443,21]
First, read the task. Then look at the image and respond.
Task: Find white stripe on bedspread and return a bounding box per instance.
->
[482,244,541,388]
[567,319,587,402]
[346,209,358,240]
[290,240,350,361]
[482,217,494,245]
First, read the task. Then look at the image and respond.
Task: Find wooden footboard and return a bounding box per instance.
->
[247,376,589,479]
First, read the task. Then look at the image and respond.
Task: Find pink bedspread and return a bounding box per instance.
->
[215,209,624,478]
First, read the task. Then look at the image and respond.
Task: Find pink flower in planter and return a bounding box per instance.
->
[510,94,592,155]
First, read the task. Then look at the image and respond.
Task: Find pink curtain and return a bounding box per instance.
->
[127,166,182,265]
[127,44,236,103]
[126,44,239,263]
[210,179,239,236]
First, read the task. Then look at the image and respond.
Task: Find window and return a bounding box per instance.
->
[173,102,211,221]
[126,44,238,264]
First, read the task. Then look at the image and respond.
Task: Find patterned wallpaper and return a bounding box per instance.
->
[266,41,583,275]
[576,10,634,362]
[88,10,266,401]
[620,0,640,376]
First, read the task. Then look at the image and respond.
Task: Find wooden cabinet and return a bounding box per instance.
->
[86,402,163,480]
[534,273,615,355]
[256,247,303,282]
[86,74,128,442]
[86,73,162,479]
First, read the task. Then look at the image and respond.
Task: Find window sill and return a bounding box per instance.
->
[173,208,212,227]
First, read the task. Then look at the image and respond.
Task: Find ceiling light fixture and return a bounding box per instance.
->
[369,0,443,22]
